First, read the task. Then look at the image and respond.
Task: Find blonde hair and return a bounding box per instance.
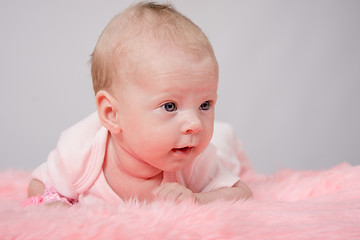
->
[91,1,217,94]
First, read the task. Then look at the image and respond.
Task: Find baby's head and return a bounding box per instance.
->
[92,2,219,172]
[91,1,217,94]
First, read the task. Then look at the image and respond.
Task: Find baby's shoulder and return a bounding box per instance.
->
[57,112,104,156]
[52,112,108,178]
[59,112,102,147]
[45,112,108,195]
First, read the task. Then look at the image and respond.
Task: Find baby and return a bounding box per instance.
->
[26,2,253,206]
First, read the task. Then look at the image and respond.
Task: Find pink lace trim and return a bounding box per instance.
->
[23,186,74,206]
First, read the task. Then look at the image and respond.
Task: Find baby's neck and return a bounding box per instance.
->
[106,134,163,179]
[103,135,163,201]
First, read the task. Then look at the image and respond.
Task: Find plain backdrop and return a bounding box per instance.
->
[1,0,359,174]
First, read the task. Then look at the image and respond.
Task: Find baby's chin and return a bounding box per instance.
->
[160,159,192,172]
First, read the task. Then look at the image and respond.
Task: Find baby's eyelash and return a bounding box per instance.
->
[199,100,214,110]
[159,100,215,112]
[161,102,177,112]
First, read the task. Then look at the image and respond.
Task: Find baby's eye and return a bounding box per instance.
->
[162,102,177,112]
[199,101,211,111]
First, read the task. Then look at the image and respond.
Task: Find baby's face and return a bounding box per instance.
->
[112,43,218,172]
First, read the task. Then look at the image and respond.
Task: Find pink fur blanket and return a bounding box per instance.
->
[1,163,359,239]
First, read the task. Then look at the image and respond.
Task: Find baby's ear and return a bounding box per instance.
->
[96,90,122,134]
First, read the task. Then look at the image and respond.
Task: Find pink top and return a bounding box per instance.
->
[32,112,244,205]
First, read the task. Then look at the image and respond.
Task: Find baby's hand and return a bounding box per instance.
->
[152,182,196,203]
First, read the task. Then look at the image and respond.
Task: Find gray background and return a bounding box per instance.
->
[1,0,359,174]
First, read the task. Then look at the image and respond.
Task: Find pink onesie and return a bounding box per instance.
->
[32,112,246,205]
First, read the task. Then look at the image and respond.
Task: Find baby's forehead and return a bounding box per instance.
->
[110,41,218,95]
[123,39,217,72]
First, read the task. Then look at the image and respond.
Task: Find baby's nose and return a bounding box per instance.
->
[181,111,203,134]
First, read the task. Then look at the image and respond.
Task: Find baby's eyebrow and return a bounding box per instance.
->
[150,93,177,103]
[203,92,218,99]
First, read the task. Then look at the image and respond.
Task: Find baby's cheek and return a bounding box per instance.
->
[203,129,214,144]
[142,135,171,153]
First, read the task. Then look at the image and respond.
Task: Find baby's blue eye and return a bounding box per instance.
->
[200,101,211,111]
[162,102,177,112]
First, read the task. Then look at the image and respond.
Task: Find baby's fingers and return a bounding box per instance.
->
[153,183,195,202]
[163,189,183,201]
[153,183,181,201]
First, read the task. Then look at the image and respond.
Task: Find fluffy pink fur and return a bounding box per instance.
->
[1,163,359,239]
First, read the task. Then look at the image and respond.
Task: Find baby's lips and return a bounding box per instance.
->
[171,147,191,155]
[172,146,193,151]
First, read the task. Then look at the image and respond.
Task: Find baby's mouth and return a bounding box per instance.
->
[171,146,193,154]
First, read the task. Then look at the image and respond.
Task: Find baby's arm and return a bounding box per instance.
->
[26,179,73,207]
[153,180,252,204]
